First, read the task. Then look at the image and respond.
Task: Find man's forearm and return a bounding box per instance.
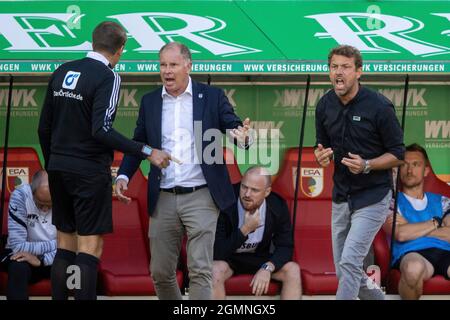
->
[428,227,450,243]
[396,220,436,242]
[369,152,403,171]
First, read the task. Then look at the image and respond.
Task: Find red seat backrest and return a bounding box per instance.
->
[101,199,150,275]
[101,151,152,274]
[423,166,450,198]
[111,151,149,236]
[0,148,43,198]
[272,147,336,274]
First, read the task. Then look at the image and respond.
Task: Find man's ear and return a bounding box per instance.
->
[356,66,362,80]
[264,187,271,198]
[186,60,192,73]
[424,165,430,178]
[118,45,125,56]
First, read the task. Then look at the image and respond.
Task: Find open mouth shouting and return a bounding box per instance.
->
[164,76,176,87]
[335,77,345,91]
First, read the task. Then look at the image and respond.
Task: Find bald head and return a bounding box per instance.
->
[159,41,192,62]
[31,170,52,212]
[244,166,272,188]
[239,166,272,212]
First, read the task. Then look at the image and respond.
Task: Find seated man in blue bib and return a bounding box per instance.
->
[384,143,450,300]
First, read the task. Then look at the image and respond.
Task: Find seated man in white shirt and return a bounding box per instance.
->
[384,143,450,300]
[0,170,56,300]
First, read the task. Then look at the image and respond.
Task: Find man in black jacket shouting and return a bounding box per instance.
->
[212,166,301,299]
[38,21,171,300]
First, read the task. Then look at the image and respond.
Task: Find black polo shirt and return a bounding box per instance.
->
[315,86,405,211]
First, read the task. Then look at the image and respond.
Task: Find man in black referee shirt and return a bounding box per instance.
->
[38,21,171,300]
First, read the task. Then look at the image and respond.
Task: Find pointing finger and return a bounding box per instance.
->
[170,155,182,165]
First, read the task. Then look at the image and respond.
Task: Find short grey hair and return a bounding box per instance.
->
[244,166,272,188]
[30,170,48,194]
[159,42,192,62]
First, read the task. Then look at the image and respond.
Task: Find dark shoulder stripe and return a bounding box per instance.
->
[9,207,27,229]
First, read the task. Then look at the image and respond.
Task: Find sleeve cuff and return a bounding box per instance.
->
[116,174,129,184]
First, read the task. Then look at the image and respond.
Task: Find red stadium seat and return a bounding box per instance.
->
[0,272,52,297]
[224,274,281,295]
[99,199,184,295]
[0,147,43,198]
[0,148,50,296]
[374,164,450,295]
[272,147,337,295]
[111,151,149,239]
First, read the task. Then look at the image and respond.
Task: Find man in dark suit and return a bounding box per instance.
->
[115,42,250,300]
[212,166,302,299]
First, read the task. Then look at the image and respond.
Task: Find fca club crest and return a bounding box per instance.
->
[1,167,29,193]
[292,167,324,198]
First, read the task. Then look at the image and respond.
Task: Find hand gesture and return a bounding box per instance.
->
[241,208,261,236]
[230,118,251,145]
[115,178,131,204]
[148,149,175,169]
[341,152,364,174]
[314,144,333,167]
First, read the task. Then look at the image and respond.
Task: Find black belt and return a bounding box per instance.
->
[160,184,207,195]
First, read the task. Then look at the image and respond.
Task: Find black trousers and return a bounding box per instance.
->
[5,260,51,300]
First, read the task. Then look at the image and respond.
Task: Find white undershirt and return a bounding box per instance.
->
[159,77,206,188]
[236,199,266,253]
[403,193,428,212]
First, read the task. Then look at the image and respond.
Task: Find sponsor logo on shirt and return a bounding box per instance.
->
[62,71,81,90]
[53,89,83,100]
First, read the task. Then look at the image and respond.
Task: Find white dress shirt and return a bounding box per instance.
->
[159,77,206,188]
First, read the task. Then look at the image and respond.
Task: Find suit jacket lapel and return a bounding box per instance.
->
[192,80,205,123]
[192,80,205,159]
[262,201,273,244]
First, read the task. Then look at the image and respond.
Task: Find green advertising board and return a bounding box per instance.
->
[0,0,449,74]
[1,81,448,181]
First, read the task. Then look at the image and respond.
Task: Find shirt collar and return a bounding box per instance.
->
[161,76,192,98]
[332,83,364,106]
[86,52,112,68]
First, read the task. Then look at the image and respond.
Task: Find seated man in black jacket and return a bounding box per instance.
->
[212,166,301,299]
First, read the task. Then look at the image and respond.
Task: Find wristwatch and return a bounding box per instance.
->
[432,216,443,228]
[141,145,153,157]
[362,159,371,174]
[261,262,275,273]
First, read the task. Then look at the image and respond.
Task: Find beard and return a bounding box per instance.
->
[240,198,259,212]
